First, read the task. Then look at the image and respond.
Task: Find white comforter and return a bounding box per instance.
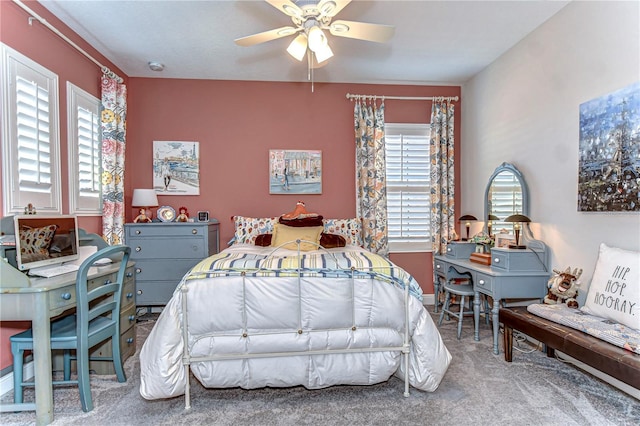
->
[140,244,451,400]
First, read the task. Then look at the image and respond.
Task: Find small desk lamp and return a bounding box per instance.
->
[132,189,159,223]
[504,214,531,249]
[458,214,477,241]
[487,214,500,237]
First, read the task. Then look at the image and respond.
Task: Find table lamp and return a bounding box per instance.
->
[132,189,159,223]
[458,214,477,241]
[487,214,500,237]
[504,214,531,249]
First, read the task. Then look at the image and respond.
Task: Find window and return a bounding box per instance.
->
[1,43,61,215]
[385,123,431,252]
[68,82,102,215]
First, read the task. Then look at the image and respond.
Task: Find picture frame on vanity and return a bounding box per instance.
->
[495,233,515,248]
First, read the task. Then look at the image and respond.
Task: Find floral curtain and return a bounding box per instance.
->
[100,73,127,245]
[354,98,388,255]
[430,98,456,255]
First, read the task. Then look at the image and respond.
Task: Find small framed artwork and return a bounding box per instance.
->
[197,211,210,222]
[495,233,515,248]
[269,150,322,195]
[153,141,200,195]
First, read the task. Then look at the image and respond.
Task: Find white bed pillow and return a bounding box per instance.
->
[581,243,640,331]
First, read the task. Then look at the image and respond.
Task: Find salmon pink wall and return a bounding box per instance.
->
[126,79,461,298]
[0,0,125,370]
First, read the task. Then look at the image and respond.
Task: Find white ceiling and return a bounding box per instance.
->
[38,0,570,85]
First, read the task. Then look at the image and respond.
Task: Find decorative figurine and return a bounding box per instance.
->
[24,203,37,215]
[134,208,152,223]
[176,206,189,222]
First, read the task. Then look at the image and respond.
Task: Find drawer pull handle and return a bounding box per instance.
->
[126,292,134,299]
[127,338,134,344]
[137,290,143,295]
[436,264,441,269]
[103,280,111,285]
[126,272,133,278]
[479,279,485,285]
[192,229,198,235]
[494,258,500,263]
[61,292,72,300]
[135,230,141,235]
[446,247,451,252]
[128,315,136,322]
[135,246,142,252]
[136,268,142,274]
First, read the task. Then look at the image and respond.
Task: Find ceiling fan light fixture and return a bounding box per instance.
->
[287,34,308,61]
[314,43,333,63]
[307,26,328,52]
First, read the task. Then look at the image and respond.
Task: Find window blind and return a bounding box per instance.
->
[385,123,431,252]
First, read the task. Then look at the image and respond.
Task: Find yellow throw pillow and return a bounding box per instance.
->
[271,223,323,251]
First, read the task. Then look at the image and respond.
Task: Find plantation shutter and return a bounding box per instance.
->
[385,124,431,252]
[2,43,61,214]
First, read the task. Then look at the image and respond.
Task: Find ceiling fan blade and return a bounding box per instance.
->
[317,0,351,19]
[329,20,395,43]
[234,26,299,47]
[266,0,304,19]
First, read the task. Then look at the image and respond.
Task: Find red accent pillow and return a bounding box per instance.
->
[254,232,345,248]
[278,215,324,227]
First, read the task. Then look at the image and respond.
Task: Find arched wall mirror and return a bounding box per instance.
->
[484,162,529,235]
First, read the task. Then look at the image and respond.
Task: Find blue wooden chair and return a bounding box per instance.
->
[11,245,131,412]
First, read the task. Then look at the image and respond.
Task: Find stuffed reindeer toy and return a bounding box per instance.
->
[544,267,583,308]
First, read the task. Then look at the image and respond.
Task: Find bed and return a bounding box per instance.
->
[139,216,452,406]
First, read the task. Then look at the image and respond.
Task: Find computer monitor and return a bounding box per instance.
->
[13,215,80,271]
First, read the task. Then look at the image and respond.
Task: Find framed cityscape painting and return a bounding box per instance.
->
[269,150,322,194]
[153,141,200,195]
[578,81,640,211]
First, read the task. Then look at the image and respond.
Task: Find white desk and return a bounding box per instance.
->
[0,260,133,425]
[434,251,549,354]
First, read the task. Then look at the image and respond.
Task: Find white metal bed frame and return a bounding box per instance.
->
[178,241,412,409]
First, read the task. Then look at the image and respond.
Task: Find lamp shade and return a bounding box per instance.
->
[458,215,477,222]
[504,214,531,223]
[287,34,307,61]
[132,189,159,208]
[488,214,500,221]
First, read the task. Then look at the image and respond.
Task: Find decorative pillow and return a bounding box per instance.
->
[320,233,346,249]
[323,218,363,247]
[271,223,323,251]
[581,243,640,330]
[19,225,57,256]
[278,215,324,227]
[232,216,278,245]
[254,233,272,247]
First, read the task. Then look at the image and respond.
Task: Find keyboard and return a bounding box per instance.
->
[28,263,80,278]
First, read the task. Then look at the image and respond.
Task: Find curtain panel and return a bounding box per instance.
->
[430,99,456,255]
[354,99,388,255]
[100,75,127,245]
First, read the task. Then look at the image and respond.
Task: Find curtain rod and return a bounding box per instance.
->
[12,0,123,83]
[346,93,459,102]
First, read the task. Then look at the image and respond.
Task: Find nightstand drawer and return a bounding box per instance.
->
[131,238,206,258]
[136,280,181,305]
[127,224,208,238]
[133,259,201,281]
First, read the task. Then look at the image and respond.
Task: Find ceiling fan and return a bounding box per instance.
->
[234,0,395,66]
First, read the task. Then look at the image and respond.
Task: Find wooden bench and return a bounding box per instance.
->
[500,306,640,390]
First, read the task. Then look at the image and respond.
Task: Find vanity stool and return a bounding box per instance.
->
[438,280,490,339]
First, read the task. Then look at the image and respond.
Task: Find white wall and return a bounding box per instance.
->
[461,1,639,304]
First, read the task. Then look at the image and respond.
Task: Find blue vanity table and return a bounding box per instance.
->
[435,162,551,354]
[434,243,549,354]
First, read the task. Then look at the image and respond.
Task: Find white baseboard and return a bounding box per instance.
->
[422,293,434,306]
[0,361,34,397]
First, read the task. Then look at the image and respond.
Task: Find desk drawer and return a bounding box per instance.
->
[476,273,494,292]
[434,259,448,278]
[48,286,76,312]
[445,242,476,259]
[120,302,136,330]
